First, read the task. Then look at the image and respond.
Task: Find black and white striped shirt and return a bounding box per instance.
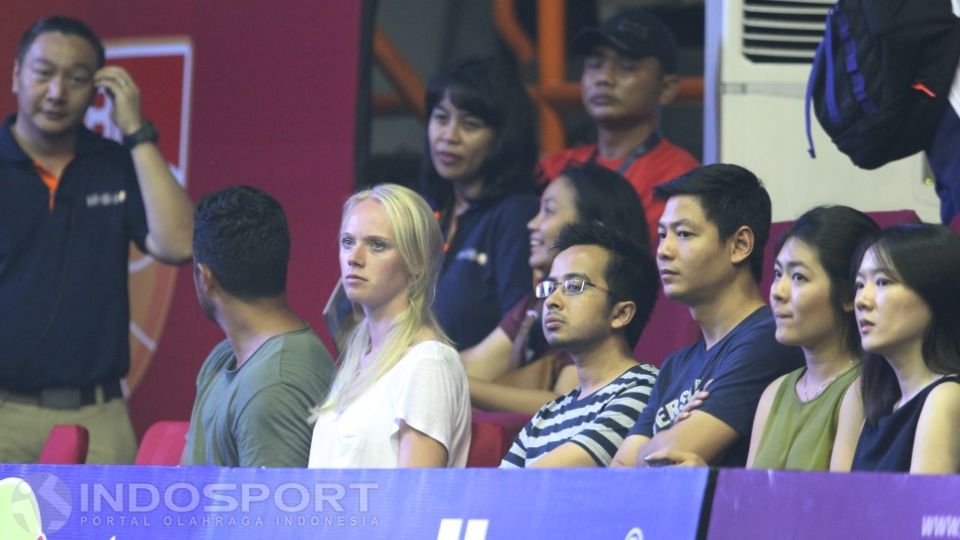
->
[500,363,658,468]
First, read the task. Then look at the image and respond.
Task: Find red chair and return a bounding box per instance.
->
[38,424,89,464]
[466,421,511,467]
[633,295,698,368]
[472,411,528,444]
[135,420,189,465]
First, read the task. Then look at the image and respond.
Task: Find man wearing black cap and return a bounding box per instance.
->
[539,8,699,246]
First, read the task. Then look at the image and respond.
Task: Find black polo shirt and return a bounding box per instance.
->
[0,116,148,390]
[434,193,537,350]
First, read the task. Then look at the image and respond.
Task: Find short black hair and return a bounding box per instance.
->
[553,222,658,348]
[655,163,771,283]
[18,15,105,68]
[420,55,538,209]
[855,224,960,426]
[193,186,291,300]
[559,161,649,251]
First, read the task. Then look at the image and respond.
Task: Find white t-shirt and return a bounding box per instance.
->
[308,340,471,468]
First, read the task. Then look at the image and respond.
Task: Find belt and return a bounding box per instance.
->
[0,380,124,410]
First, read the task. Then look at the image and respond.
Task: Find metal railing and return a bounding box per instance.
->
[371,1,704,154]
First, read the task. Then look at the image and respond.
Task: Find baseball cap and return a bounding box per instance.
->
[572,9,679,74]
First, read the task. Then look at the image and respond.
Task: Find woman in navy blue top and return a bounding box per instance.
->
[420,56,539,350]
[851,224,960,473]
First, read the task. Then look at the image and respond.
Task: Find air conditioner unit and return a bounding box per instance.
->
[704,0,940,222]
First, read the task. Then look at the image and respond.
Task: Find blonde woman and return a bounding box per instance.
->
[308,184,471,468]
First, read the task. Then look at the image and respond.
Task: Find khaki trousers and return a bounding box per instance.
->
[0,392,137,464]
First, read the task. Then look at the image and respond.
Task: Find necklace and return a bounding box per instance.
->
[799,360,856,402]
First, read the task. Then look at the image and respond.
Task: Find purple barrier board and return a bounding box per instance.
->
[0,465,709,539]
[708,468,960,539]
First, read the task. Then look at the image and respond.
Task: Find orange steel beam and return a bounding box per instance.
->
[533,78,705,106]
[372,26,426,119]
[492,0,536,63]
[371,4,705,151]
[373,80,704,115]
[373,77,704,116]
[537,0,567,154]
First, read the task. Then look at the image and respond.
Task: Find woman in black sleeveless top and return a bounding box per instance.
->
[851,224,960,473]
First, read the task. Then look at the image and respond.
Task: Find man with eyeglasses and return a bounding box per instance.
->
[611,164,803,468]
[0,16,193,463]
[500,222,659,468]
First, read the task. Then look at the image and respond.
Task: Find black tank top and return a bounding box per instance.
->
[852,375,960,472]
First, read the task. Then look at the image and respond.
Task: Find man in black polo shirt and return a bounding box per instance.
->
[0,16,193,463]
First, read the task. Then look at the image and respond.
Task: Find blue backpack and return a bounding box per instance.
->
[805,0,960,169]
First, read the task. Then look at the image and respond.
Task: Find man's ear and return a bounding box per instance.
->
[729,225,755,266]
[609,300,637,333]
[11,61,20,94]
[658,73,680,106]
[195,263,217,293]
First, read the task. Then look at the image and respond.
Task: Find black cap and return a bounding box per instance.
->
[573,9,679,74]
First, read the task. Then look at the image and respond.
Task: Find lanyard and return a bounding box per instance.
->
[588,131,662,174]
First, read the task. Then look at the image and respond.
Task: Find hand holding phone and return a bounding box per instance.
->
[643,456,676,467]
[642,450,707,468]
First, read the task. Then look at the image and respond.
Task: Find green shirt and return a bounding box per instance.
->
[752,364,860,471]
[185,327,335,467]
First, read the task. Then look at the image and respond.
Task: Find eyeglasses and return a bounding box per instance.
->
[535,276,612,299]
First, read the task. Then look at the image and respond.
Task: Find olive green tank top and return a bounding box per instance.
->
[752,364,860,471]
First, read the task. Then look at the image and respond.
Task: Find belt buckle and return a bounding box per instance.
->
[39,388,83,410]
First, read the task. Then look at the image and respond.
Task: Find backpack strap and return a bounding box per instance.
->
[806,6,836,158]
[805,40,823,158]
[835,6,877,116]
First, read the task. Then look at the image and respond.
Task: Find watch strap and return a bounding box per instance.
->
[122,121,159,150]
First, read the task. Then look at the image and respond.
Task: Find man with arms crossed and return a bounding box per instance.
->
[501,223,659,468]
[612,164,803,467]
[0,16,193,463]
[183,186,335,467]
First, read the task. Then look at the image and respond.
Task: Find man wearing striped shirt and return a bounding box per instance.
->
[501,223,659,468]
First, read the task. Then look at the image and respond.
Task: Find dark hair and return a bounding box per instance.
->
[18,16,105,68]
[193,186,291,300]
[856,224,960,425]
[553,222,658,348]
[559,162,650,251]
[775,206,880,357]
[419,55,537,210]
[654,163,771,282]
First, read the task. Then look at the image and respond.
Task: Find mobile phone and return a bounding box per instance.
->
[644,457,675,467]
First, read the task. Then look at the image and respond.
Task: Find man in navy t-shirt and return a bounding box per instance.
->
[611,164,803,467]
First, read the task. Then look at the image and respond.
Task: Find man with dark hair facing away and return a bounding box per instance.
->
[0,15,193,463]
[183,186,335,467]
[501,222,659,467]
[612,164,804,468]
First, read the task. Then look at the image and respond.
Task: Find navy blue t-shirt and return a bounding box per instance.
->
[434,193,537,350]
[629,306,804,466]
[0,117,148,390]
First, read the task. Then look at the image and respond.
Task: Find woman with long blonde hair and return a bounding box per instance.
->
[308,184,471,468]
